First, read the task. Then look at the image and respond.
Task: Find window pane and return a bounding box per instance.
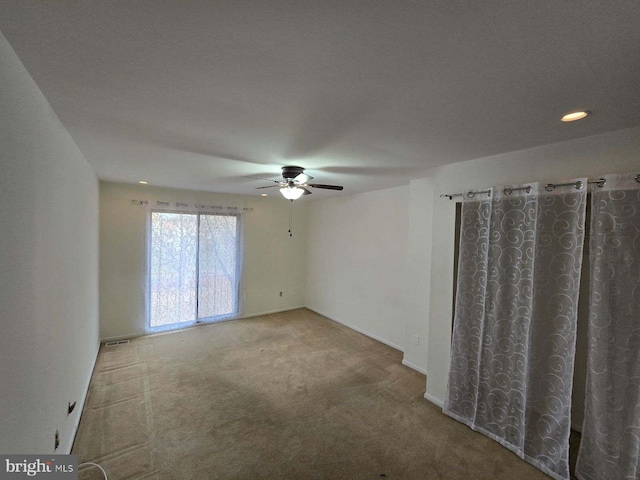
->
[198,214,238,319]
[150,212,198,327]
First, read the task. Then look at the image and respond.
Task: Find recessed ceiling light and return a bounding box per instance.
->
[561,111,590,122]
[260,193,268,197]
[138,180,148,184]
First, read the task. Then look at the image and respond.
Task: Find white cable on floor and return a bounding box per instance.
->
[78,462,108,479]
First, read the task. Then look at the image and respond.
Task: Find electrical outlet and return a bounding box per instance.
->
[413,334,420,346]
[54,430,60,451]
[279,291,283,297]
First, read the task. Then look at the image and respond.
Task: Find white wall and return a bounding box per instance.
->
[0,31,100,453]
[100,181,307,340]
[305,186,410,351]
[402,177,434,374]
[418,126,640,405]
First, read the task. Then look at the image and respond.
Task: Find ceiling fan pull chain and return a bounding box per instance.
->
[289,202,293,237]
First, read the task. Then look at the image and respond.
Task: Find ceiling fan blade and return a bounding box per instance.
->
[255,185,281,189]
[244,175,281,184]
[294,173,313,184]
[308,183,344,191]
[301,187,313,195]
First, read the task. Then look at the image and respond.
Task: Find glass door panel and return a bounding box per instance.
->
[149,212,198,327]
[198,214,238,319]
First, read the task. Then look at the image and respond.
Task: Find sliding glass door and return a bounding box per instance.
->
[149,211,240,329]
[197,214,239,320]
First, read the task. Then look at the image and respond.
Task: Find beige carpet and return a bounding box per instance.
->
[73,308,552,479]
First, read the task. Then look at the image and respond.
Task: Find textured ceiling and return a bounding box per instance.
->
[1,1,639,198]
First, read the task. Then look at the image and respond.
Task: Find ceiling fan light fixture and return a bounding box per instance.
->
[280,186,305,200]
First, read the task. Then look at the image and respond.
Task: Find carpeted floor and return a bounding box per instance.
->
[73,308,553,479]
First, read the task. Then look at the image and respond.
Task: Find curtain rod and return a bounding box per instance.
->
[439,175,640,200]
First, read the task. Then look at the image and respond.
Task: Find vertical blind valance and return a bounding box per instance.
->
[130,198,253,214]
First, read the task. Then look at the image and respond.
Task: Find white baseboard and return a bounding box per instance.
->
[423,391,444,408]
[305,306,404,352]
[100,306,307,343]
[66,342,100,454]
[243,305,306,318]
[401,358,428,375]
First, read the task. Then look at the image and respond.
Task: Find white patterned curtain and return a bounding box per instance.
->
[444,181,587,480]
[576,173,640,479]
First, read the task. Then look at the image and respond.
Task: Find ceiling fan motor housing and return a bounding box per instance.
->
[282,166,305,180]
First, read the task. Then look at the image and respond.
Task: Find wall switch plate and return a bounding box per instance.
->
[413,335,420,346]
